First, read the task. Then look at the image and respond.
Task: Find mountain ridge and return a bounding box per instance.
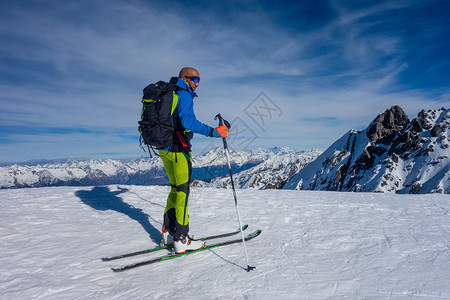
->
[0,147,322,189]
[2,106,448,194]
[283,106,449,194]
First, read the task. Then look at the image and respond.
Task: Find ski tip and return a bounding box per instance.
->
[242,224,249,230]
[246,265,256,272]
[112,267,129,272]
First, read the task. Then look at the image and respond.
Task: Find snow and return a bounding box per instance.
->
[1,185,450,299]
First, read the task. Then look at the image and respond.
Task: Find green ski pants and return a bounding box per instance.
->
[159,151,192,239]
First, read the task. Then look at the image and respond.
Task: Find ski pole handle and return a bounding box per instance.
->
[214,113,231,148]
[214,113,231,129]
[215,113,223,126]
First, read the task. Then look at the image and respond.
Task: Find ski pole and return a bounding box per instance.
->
[215,113,256,272]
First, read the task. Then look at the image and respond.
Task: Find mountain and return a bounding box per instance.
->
[283,106,450,194]
[0,158,167,189]
[0,148,322,189]
[193,148,322,189]
[3,106,447,194]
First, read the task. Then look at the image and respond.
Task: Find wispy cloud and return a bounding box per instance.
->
[0,0,449,162]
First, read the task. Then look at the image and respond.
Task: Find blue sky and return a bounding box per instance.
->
[1,0,449,162]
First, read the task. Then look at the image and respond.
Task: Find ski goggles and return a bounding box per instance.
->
[186,76,200,83]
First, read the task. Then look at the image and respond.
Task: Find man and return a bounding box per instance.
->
[159,67,228,253]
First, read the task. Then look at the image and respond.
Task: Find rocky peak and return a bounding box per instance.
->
[366,105,409,143]
[284,106,449,194]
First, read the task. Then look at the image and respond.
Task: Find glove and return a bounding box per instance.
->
[212,125,228,138]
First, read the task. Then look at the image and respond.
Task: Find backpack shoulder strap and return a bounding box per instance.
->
[169,76,189,92]
[169,76,178,85]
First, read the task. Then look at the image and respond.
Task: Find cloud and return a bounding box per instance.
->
[0,0,449,162]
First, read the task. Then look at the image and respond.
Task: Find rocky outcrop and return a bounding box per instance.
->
[283,106,450,194]
[366,105,410,143]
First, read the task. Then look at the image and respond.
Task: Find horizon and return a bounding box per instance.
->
[0,145,323,166]
[1,1,450,163]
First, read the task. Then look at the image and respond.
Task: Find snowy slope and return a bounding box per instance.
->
[1,185,449,299]
[284,106,450,194]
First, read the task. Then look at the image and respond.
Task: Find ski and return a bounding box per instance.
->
[193,224,248,241]
[111,229,261,272]
[101,224,249,261]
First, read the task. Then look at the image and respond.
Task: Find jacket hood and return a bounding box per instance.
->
[175,77,197,98]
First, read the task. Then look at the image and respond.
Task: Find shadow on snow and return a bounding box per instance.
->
[75,186,161,244]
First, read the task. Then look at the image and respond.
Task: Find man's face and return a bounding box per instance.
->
[182,70,200,92]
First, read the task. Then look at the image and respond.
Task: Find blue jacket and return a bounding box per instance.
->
[174,77,214,137]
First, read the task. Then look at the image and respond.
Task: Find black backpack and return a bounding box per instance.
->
[138,77,184,154]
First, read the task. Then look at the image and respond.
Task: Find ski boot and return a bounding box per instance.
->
[174,235,206,254]
[161,226,174,246]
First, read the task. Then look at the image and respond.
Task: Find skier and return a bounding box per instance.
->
[159,67,228,253]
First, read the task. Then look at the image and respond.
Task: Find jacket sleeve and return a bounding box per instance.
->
[177,90,214,137]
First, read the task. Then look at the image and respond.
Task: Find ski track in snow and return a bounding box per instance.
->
[1,186,449,299]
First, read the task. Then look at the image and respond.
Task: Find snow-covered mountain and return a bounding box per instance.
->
[0,148,322,189]
[3,106,448,194]
[284,106,450,194]
[194,148,322,189]
[0,157,167,189]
